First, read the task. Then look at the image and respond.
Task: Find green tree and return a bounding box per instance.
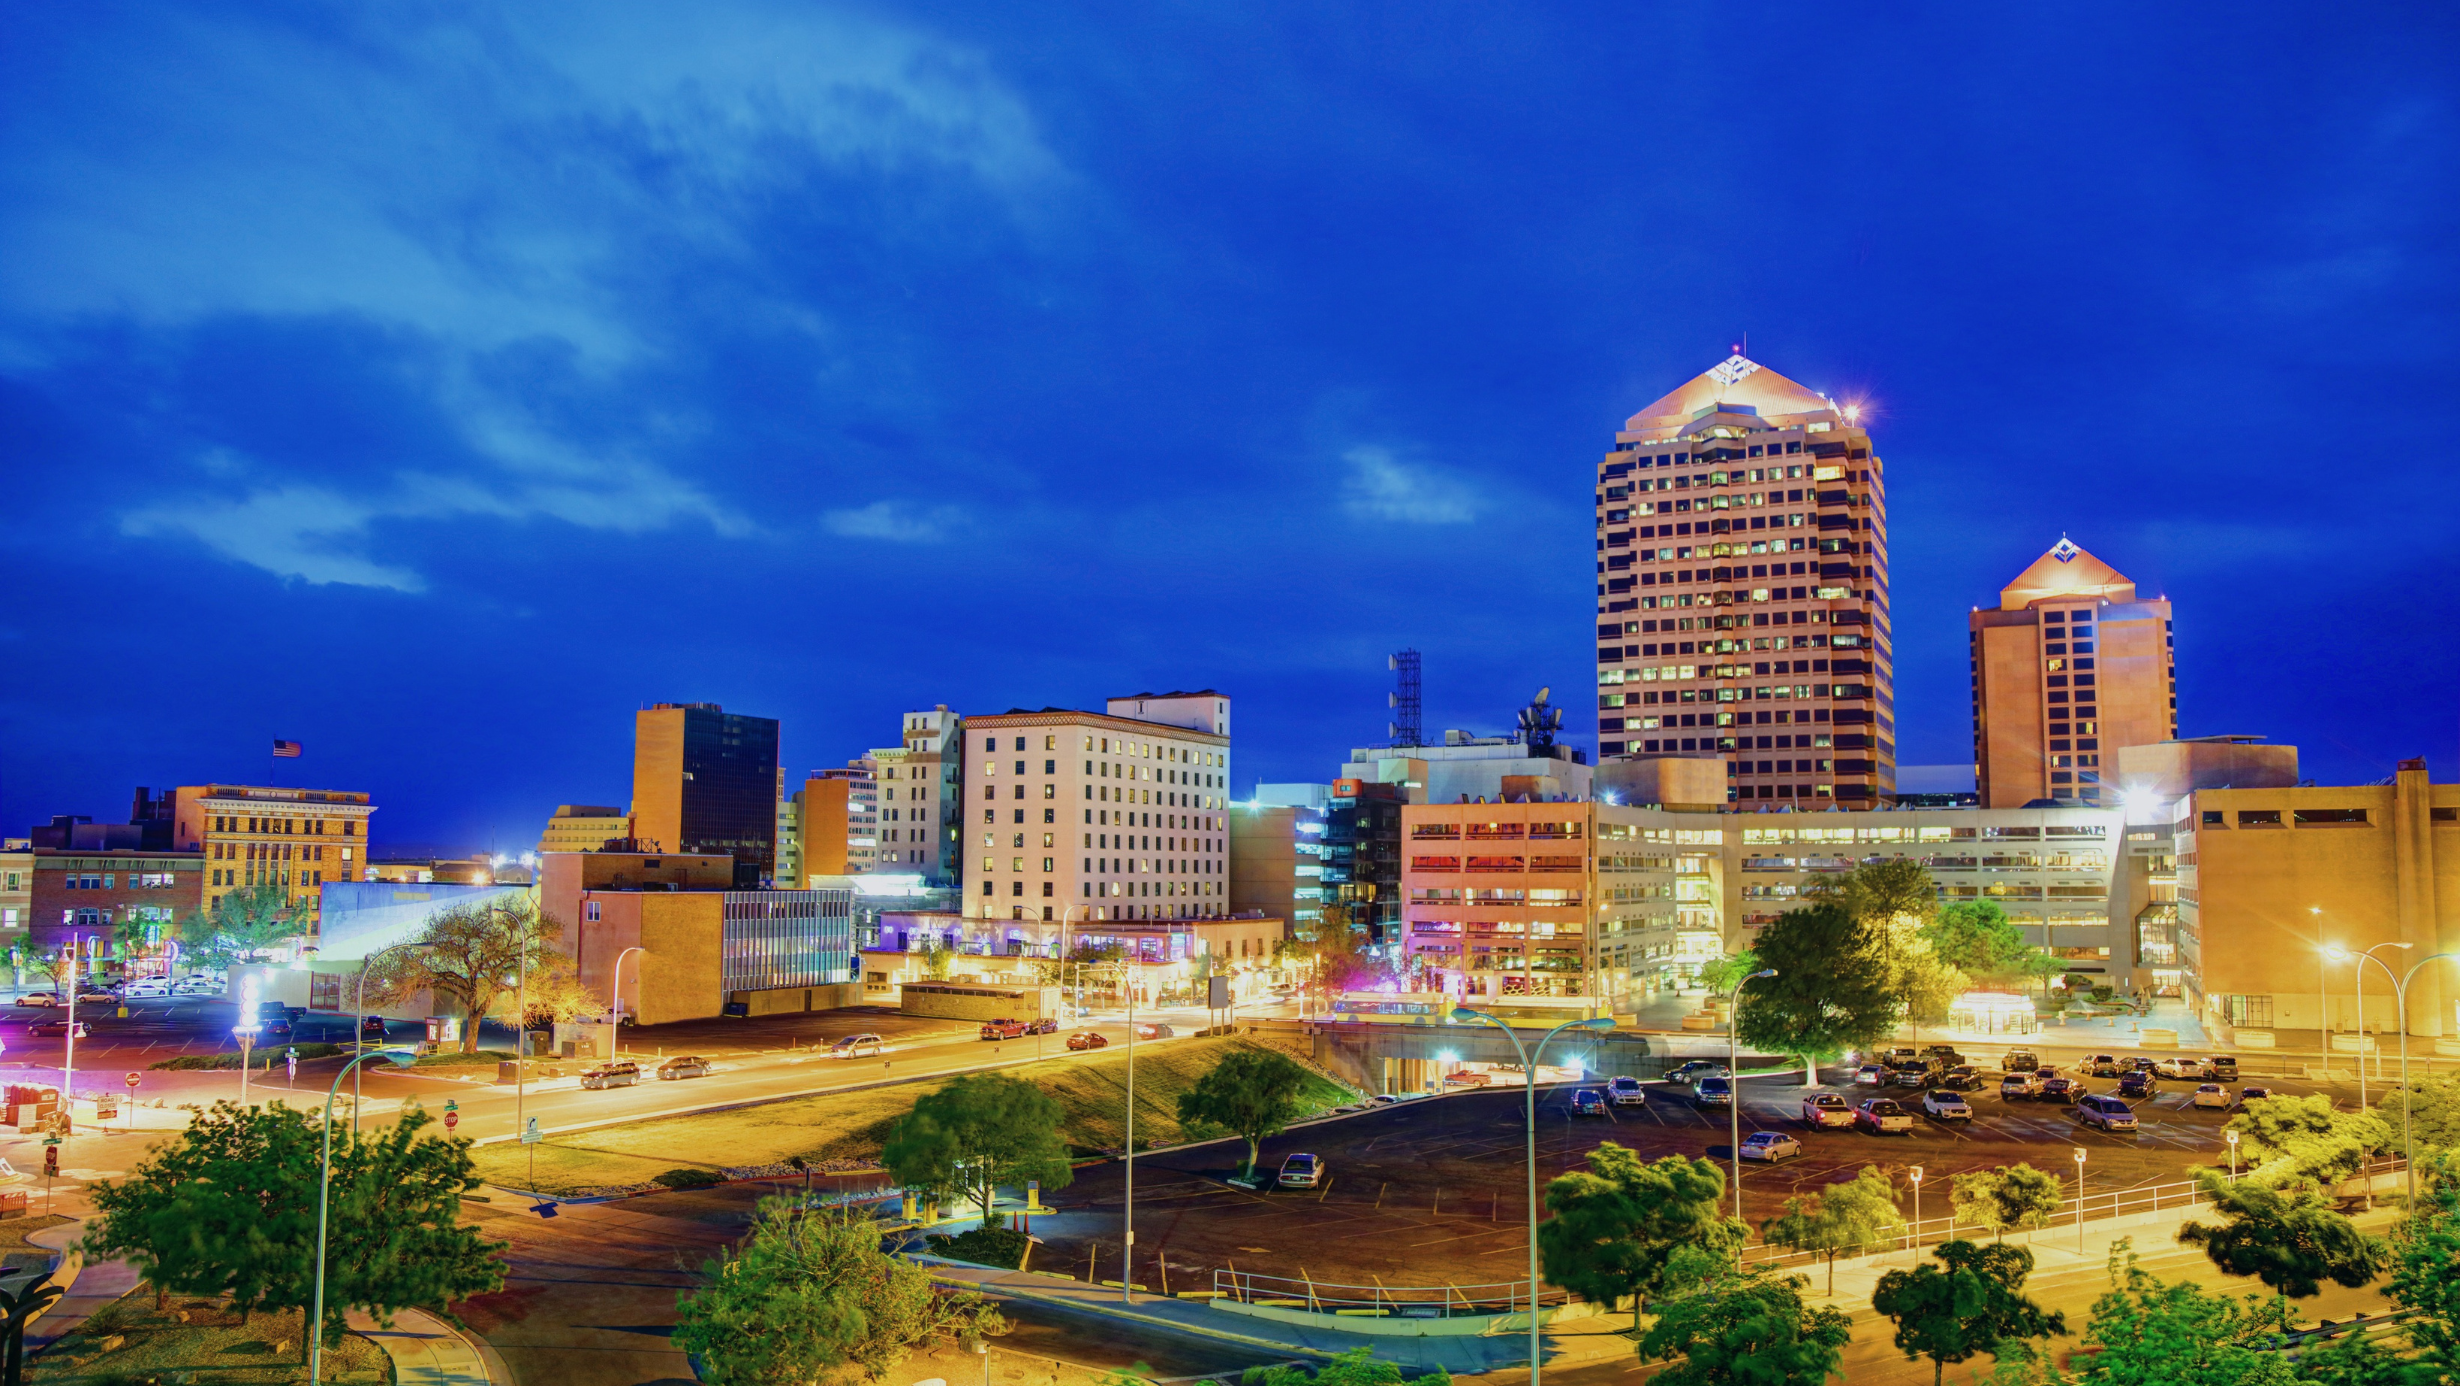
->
[2177,1175,2383,1302]
[1735,902,1899,1084]
[922,941,956,982]
[1695,950,1760,995]
[1761,1167,1907,1296]
[2070,1241,2297,1386]
[363,898,565,1053]
[1871,1240,2067,1386]
[83,1100,504,1358]
[1923,901,2040,984]
[1175,1048,1310,1177]
[882,1073,1075,1226]
[1809,856,1938,932]
[2221,1094,2392,1193]
[1638,1268,1853,1386]
[1242,1347,1450,1386]
[2382,1151,2460,1382]
[2375,1073,2460,1154]
[177,883,304,971]
[1950,1164,2067,1242]
[1538,1144,1742,1330]
[675,1197,1003,1385]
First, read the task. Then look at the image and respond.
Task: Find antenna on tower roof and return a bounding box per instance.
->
[1386,650,1422,748]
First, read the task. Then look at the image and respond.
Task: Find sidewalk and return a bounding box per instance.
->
[347,1306,512,1385]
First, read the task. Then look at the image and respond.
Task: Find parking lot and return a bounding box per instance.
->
[1032,1059,2321,1291]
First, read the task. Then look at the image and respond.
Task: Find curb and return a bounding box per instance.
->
[929,1272,1342,1361]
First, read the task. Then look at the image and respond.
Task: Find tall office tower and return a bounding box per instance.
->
[1594,355,1895,807]
[631,702,781,888]
[1970,539,2177,808]
[813,761,881,875]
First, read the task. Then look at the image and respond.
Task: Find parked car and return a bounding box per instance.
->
[2086,1054,2122,1078]
[1891,1063,1933,1089]
[355,1014,389,1039]
[28,1019,87,1039]
[1442,1070,1490,1087]
[2000,1072,2042,1101]
[117,980,170,999]
[1694,1076,1732,1107]
[2127,1056,2160,1073]
[979,1018,1031,1040]
[2190,1083,2230,1109]
[1607,1075,1647,1106]
[2038,1075,2080,1105]
[1802,1092,1855,1128]
[1133,1022,1176,1039]
[1921,1089,1973,1121]
[1666,1060,1726,1086]
[2076,1094,2138,1132]
[2207,1056,2241,1081]
[1066,1030,1109,1051]
[2001,1050,2040,1072]
[1920,1044,1965,1066]
[1883,1047,1920,1065]
[827,1033,887,1057]
[656,1056,711,1080]
[2236,1086,2274,1108]
[581,1061,642,1089]
[1853,1064,1887,1087]
[172,976,223,997]
[2153,1056,2205,1080]
[1937,1065,1985,1091]
[12,993,58,1008]
[1854,1098,1915,1135]
[1739,1132,1802,1163]
[1277,1153,1326,1189]
[1569,1089,1608,1117]
[2117,1071,2157,1099]
[76,989,115,1006]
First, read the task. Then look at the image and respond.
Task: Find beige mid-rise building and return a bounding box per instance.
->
[170,784,376,924]
[1970,539,2177,808]
[538,804,631,854]
[963,692,1233,924]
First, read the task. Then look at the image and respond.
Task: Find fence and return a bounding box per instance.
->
[1210,1268,1567,1319]
[1740,1157,2409,1270]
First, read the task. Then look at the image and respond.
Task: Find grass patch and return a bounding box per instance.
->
[470,1034,1354,1196]
[33,1296,393,1384]
[150,1043,348,1072]
[412,1049,521,1069]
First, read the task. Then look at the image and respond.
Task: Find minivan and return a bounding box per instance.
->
[581,1061,642,1090]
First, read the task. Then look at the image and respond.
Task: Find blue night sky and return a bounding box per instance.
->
[3,4,2455,853]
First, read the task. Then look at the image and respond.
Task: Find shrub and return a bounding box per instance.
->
[654,1168,724,1190]
[925,1225,1031,1268]
[150,1043,347,1071]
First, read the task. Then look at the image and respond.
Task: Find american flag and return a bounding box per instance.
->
[272,739,302,759]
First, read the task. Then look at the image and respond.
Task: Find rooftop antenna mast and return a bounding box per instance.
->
[1387,650,1422,748]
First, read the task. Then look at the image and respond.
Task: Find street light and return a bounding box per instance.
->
[234,976,264,1107]
[609,946,646,1029]
[1907,1166,1924,1261]
[2073,1147,2087,1253]
[2225,1129,2240,1183]
[2331,949,2460,1207]
[1452,1005,1617,1386]
[308,1046,421,1382]
[2323,942,2412,1107]
[1726,969,1779,1223]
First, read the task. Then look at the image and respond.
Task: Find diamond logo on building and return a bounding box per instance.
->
[2050,537,2081,563]
[1707,354,1763,387]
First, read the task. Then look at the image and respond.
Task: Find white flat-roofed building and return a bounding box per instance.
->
[963,692,1233,924]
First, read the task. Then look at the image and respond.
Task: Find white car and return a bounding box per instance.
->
[2190,1083,2230,1109]
[827,1033,887,1057]
[2154,1057,2205,1080]
[1278,1153,1326,1189]
[1801,1093,1855,1128]
[172,977,222,996]
[1921,1089,1973,1121]
[1738,1132,1802,1162]
[118,980,170,999]
[1607,1075,1647,1106]
[1854,1098,1916,1135]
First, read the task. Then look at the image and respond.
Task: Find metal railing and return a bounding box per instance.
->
[1740,1157,2408,1270]
[1210,1269,1566,1318]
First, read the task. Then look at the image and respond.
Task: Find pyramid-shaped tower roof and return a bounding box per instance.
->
[1626,354,1836,430]
[2000,538,2137,611]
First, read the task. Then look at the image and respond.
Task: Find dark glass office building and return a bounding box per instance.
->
[633,702,781,889]
[1319,779,1403,950]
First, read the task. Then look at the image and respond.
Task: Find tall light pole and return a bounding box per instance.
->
[308,1046,421,1382]
[2323,942,2412,1108]
[1726,969,1779,1223]
[2225,1129,2239,1183]
[2345,949,2460,1207]
[352,941,422,1134]
[609,946,645,1029]
[1123,950,1136,1304]
[234,975,263,1107]
[1907,1166,1924,1261]
[2073,1147,2087,1254]
[1452,1006,1617,1386]
[2312,906,2330,1067]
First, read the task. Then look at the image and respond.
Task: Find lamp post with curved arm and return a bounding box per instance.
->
[309,1046,422,1383]
[1451,1006,1617,1386]
[609,946,645,1031]
[2328,947,2460,1207]
[1726,969,1779,1224]
[352,941,424,1135]
[2322,941,2411,1108]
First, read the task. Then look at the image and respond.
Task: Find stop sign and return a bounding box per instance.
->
[124,1072,139,1089]
[444,1100,460,1132]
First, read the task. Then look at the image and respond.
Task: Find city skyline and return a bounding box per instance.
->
[4,6,2456,849]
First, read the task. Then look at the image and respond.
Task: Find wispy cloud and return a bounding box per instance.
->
[823,500,967,543]
[1339,445,1481,525]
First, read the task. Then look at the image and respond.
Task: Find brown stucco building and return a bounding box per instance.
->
[1969,540,2176,809]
